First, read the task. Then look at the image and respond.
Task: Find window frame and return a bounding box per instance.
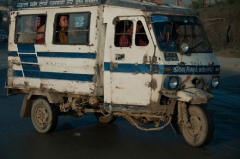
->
[53,12,91,45]
[135,20,149,47]
[114,20,133,47]
[14,14,47,44]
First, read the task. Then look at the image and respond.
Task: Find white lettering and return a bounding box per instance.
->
[30,2,38,7]
[39,2,48,6]
[17,3,29,8]
[172,66,214,73]
[66,0,74,5]
[76,0,84,4]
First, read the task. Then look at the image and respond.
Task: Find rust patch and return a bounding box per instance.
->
[112,16,120,25]
[200,76,206,85]
[148,78,157,90]
[116,86,124,89]
[180,75,191,86]
[143,55,148,64]
[87,43,94,46]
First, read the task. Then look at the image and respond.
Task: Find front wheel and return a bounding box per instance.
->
[31,98,58,133]
[182,105,214,147]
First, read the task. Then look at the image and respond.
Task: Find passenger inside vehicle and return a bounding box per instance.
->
[135,21,148,46]
[36,16,46,43]
[18,16,36,43]
[118,23,133,47]
[55,15,69,43]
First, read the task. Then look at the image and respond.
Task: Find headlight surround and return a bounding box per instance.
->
[163,76,179,90]
[207,76,220,89]
[181,43,189,52]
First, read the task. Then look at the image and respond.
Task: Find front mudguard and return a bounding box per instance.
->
[170,88,213,134]
[176,88,214,104]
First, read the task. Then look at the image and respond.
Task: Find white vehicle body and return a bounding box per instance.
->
[6,0,220,147]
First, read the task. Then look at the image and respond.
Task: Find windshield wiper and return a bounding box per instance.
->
[186,41,204,54]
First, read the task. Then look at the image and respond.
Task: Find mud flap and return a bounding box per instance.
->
[20,95,33,117]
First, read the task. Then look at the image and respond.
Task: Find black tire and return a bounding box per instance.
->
[171,114,182,135]
[94,112,117,124]
[31,98,58,133]
[182,105,214,147]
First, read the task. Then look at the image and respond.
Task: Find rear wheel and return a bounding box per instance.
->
[31,98,58,133]
[95,112,117,124]
[182,105,214,147]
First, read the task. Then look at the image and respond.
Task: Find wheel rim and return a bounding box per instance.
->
[185,112,205,140]
[35,105,49,128]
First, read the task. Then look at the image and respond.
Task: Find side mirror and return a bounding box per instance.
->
[225,25,231,45]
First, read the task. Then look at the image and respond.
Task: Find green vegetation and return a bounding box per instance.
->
[189,0,240,58]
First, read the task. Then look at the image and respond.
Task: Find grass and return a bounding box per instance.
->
[214,48,240,58]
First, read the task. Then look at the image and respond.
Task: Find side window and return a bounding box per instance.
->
[15,15,46,44]
[114,20,133,47]
[135,21,149,46]
[54,12,90,44]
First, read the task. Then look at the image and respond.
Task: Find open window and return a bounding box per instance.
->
[54,12,91,44]
[135,21,149,46]
[114,20,133,47]
[15,15,46,44]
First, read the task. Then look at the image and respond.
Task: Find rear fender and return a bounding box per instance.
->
[20,95,33,117]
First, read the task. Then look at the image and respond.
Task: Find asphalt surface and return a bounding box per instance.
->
[0,44,240,159]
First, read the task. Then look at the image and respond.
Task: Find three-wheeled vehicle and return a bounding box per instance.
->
[6,0,220,147]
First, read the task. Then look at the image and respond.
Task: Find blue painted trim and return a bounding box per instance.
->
[17,44,35,53]
[13,70,23,77]
[22,64,40,71]
[12,70,94,81]
[113,63,150,73]
[23,70,40,78]
[40,72,93,81]
[19,54,38,63]
[37,52,96,59]
[104,62,110,71]
[104,62,220,75]
[8,51,18,56]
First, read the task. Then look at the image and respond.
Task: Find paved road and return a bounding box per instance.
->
[0,44,8,70]
[0,45,240,159]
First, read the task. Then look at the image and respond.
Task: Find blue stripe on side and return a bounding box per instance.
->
[104,63,150,73]
[40,72,93,81]
[8,51,18,56]
[112,63,150,73]
[13,70,23,77]
[17,44,35,53]
[104,62,110,71]
[22,64,40,71]
[37,52,96,59]
[104,62,220,75]
[12,70,93,82]
[19,54,38,63]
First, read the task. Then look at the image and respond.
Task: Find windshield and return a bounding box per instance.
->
[152,15,213,53]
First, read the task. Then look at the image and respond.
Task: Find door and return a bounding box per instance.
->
[109,16,155,106]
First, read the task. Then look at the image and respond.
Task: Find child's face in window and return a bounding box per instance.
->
[59,16,68,27]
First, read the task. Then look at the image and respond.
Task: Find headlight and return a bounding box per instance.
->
[207,76,220,89]
[181,43,189,52]
[211,76,219,88]
[163,76,179,90]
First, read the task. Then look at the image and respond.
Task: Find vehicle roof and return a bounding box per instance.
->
[13,0,197,15]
